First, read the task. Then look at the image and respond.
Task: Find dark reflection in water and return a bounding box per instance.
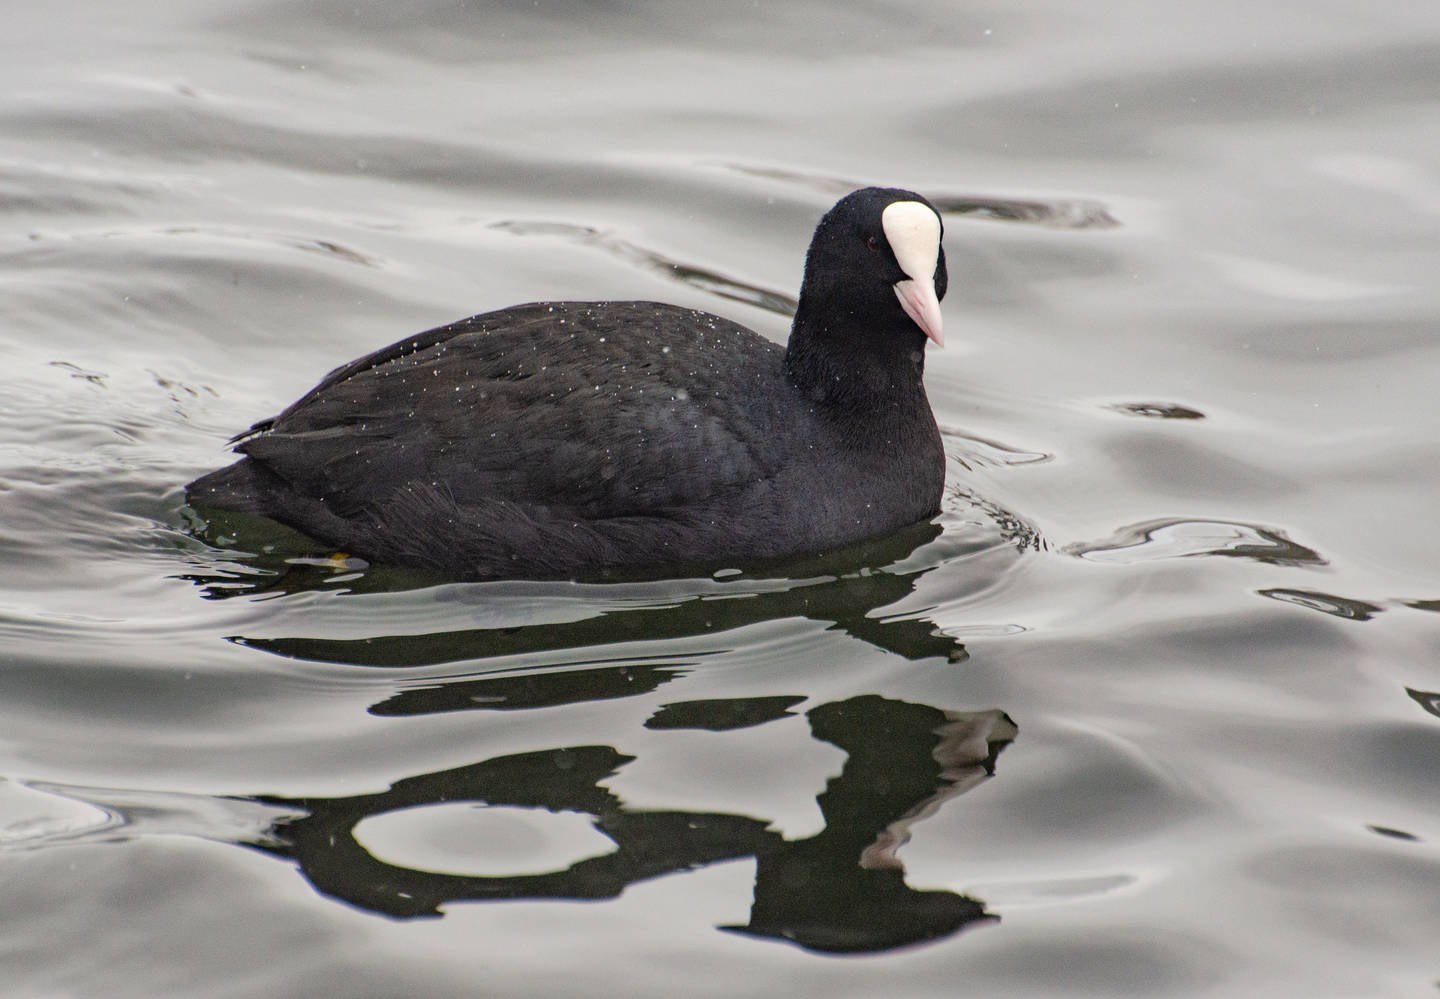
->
[196,519,996,667]
[1106,401,1206,420]
[646,694,807,731]
[1258,588,1383,621]
[370,660,689,716]
[1406,687,1440,720]
[250,693,1015,954]
[1366,824,1422,843]
[725,697,1015,953]
[242,563,967,668]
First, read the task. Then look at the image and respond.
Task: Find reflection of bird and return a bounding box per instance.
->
[251,694,1015,955]
[726,696,1015,953]
[188,188,949,579]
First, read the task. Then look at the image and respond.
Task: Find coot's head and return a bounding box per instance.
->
[797,187,948,348]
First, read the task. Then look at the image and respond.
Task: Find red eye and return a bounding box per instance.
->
[866,235,882,252]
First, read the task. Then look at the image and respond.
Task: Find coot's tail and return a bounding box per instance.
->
[186,459,364,557]
[186,459,283,516]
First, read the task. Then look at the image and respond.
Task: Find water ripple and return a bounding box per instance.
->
[718,163,1120,230]
[491,219,796,316]
[8,781,298,850]
[0,779,117,848]
[944,429,1052,469]
[1106,401,1206,420]
[1258,588,1383,621]
[1070,518,1325,567]
[12,224,382,268]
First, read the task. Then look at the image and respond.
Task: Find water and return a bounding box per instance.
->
[4,1,1440,995]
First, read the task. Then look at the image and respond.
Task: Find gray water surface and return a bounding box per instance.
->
[4,2,1440,996]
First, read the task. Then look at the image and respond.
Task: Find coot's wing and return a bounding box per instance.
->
[236,302,789,519]
[228,313,480,443]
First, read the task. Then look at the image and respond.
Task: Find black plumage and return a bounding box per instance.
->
[187,187,948,579]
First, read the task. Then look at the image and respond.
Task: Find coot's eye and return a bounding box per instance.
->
[866,235,882,252]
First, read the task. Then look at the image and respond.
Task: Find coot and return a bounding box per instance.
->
[187,187,948,579]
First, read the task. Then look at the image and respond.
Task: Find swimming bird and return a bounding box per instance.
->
[187,187,948,579]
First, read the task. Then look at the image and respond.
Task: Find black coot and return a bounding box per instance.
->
[187,187,949,579]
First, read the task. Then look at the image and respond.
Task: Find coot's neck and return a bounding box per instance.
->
[783,297,931,415]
